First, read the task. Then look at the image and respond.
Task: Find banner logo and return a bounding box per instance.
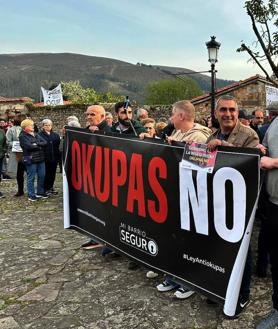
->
[120,225,158,256]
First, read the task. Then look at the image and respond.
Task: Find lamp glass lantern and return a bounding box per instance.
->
[206,36,221,64]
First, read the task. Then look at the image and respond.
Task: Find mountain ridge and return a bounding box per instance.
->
[0,52,235,103]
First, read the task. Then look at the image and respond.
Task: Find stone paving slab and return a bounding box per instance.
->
[0,175,273,328]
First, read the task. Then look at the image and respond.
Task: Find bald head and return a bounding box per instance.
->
[85,105,106,126]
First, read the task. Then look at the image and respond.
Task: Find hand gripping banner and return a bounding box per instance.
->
[63,127,260,317]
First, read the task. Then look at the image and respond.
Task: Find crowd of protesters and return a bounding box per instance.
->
[0,96,278,328]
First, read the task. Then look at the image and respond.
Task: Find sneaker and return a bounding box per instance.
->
[2,174,12,181]
[36,193,49,199]
[156,280,179,292]
[174,287,195,299]
[225,296,250,319]
[50,188,58,195]
[81,240,103,250]
[146,271,159,279]
[28,196,38,202]
[0,192,5,199]
[256,309,278,329]
[46,188,58,195]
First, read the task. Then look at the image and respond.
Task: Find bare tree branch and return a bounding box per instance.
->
[240,43,278,87]
[247,6,278,76]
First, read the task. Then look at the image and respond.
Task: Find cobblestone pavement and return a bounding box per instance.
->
[0,174,274,329]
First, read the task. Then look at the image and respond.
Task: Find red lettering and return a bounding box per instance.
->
[148,157,168,223]
[94,146,110,202]
[71,140,82,190]
[81,143,95,197]
[127,154,146,217]
[112,150,127,207]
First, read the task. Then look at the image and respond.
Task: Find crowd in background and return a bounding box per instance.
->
[0,97,278,328]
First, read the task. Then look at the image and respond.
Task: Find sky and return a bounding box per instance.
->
[0,0,271,81]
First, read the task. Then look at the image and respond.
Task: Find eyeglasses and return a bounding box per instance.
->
[256,117,264,119]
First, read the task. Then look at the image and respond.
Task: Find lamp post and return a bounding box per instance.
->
[206,36,221,122]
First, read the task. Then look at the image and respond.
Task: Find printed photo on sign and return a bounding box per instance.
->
[181,142,217,173]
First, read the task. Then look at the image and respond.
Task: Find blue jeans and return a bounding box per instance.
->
[25,162,45,197]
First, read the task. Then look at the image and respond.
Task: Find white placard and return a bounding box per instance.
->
[41,84,63,106]
[265,85,278,107]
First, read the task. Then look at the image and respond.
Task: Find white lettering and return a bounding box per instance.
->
[213,168,246,243]
[180,169,208,235]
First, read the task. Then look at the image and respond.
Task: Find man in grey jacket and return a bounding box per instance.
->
[256,115,278,329]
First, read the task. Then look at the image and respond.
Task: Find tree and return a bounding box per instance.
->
[61,80,122,103]
[237,0,278,86]
[144,78,202,105]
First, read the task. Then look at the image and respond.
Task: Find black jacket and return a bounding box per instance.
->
[86,119,112,133]
[111,120,146,136]
[19,131,47,163]
[38,130,61,162]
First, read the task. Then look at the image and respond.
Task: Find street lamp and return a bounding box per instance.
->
[206,36,221,122]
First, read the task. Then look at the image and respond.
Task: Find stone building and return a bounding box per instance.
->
[191,75,277,121]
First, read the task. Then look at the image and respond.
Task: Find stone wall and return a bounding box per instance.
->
[26,104,173,132]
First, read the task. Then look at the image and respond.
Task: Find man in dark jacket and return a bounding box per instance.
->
[39,119,61,195]
[85,105,111,133]
[111,101,145,136]
[19,119,47,201]
[111,101,145,269]
[81,105,111,250]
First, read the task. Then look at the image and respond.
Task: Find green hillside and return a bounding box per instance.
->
[0,53,235,103]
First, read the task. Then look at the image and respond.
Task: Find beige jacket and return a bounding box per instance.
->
[207,120,259,148]
[170,123,211,143]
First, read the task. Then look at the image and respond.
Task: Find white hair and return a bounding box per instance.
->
[67,115,79,123]
[68,120,81,128]
[41,118,53,126]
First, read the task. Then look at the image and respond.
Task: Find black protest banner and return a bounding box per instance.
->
[63,128,260,317]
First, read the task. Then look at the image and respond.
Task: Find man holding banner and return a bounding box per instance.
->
[81,104,111,250]
[207,95,259,318]
[256,116,278,329]
[63,94,261,319]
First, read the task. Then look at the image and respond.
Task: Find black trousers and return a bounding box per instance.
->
[44,161,58,191]
[265,199,278,310]
[17,161,26,193]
